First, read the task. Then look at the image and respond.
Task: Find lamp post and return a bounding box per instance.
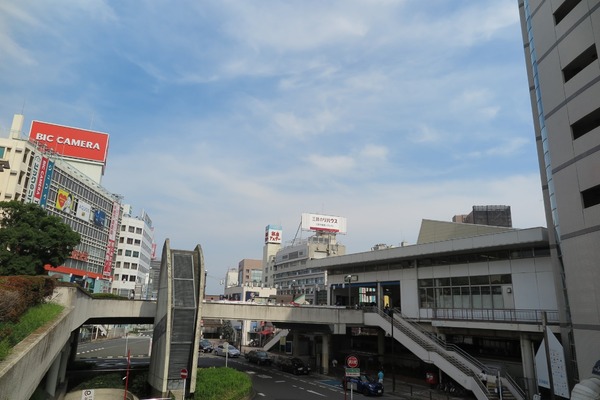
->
[291,280,296,301]
[345,275,352,307]
[385,288,396,392]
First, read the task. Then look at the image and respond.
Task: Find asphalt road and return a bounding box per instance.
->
[198,352,370,400]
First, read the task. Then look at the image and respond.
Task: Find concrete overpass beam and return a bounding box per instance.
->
[44,352,61,397]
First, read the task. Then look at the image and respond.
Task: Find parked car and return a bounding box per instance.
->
[199,339,214,353]
[246,350,272,365]
[215,344,241,358]
[277,357,310,375]
[342,374,384,396]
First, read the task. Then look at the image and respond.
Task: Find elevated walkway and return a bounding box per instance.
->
[364,307,525,400]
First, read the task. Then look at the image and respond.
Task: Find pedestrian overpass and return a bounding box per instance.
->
[0,241,524,400]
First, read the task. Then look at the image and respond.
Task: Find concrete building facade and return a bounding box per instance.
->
[112,204,155,298]
[518,0,600,384]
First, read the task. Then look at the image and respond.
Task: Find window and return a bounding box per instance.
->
[136,227,142,234]
[127,238,134,244]
[125,250,132,257]
[114,274,119,281]
[121,225,126,231]
[119,237,124,243]
[134,239,141,245]
[132,251,140,258]
[554,0,582,25]
[117,249,123,255]
[129,276,136,282]
[131,263,138,270]
[582,184,600,208]
[563,45,598,83]
[116,262,121,268]
[124,262,131,269]
[128,226,135,233]
[571,106,600,140]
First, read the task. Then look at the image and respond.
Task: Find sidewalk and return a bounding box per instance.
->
[321,366,469,400]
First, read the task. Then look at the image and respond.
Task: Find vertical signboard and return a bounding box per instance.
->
[103,201,121,277]
[39,160,55,207]
[32,156,49,204]
[25,154,42,203]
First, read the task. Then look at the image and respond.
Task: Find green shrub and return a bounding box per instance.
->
[0,302,63,360]
[0,276,57,322]
[194,367,252,400]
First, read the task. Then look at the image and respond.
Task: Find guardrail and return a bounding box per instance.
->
[432,308,559,324]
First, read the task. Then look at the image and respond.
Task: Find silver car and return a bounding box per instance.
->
[215,344,241,358]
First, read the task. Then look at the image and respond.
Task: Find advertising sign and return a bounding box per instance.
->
[29,120,109,163]
[265,224,283,244]
[39,160,55,207]
[55,189,74,214]
[33,156,49,203]
[76,200,92,221]
[93,209,106,227]
[25,154,42,203]
[535,327,569,398]
[103,201,120,277]
[301,213,347,234]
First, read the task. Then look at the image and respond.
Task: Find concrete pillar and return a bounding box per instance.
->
[377,282,382,309]
[58,341,71,385]
[292,331,299,356]
[520,333,537,399]
[44,353,61,397]
[377,330,385,367]
[322,334,330,375]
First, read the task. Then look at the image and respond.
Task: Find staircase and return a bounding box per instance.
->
[364,308,526,400]
[261,329,289,351]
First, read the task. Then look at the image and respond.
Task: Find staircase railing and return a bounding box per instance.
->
[369,307,525,400]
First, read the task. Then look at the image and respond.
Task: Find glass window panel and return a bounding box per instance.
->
[470,275,489,285]
[490,275,503,284]
[451,276,469,286]
[461,287,471,308]
[436,278,451,286]
[419,279,433,287]
[481,286,492,308]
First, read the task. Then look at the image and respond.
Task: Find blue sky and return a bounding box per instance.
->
[0,1,545,293]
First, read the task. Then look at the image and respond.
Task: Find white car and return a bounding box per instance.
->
[215,344,241,358]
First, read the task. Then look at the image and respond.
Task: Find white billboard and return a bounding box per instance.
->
[301,213,347,234]
[265,225,282,244]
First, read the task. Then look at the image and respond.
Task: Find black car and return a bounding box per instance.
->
[277,357,310,375]
[246,350,272,365]
[342,374,384,396]
[199,339,214,353]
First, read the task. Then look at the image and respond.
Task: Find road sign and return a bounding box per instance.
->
[345,368,360,377]
[180,368,188,379]
[346,355,359,368]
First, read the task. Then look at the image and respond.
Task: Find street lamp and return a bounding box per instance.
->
[291,280,296,300]
[345,275,352,307]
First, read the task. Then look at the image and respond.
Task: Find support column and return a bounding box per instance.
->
[377,330,385,368]
[292,331,299,356]
[322,334,330,375]
[520,333,537,399]
[44,353,61,397]
[58,341,72,385]
[377,282,382,309]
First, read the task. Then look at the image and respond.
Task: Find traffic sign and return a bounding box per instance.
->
[346,355,359,368]
[180,368,188,379]
[345,368,360,377]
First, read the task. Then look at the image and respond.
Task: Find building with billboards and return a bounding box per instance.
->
[0,114,120,292]
[269,213,347,305]
[518,0,600,387]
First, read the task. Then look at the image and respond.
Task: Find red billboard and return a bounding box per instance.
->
[29,121,109,163]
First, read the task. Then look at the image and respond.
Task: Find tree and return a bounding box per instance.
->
[220,320,235,342]
[0,201,81,275]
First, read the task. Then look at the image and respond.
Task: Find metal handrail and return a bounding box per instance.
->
[370,307,526,399]
[432,308,560,324]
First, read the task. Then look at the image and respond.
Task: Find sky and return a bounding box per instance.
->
[0,0,546,294]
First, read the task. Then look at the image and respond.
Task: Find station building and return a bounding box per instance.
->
[0,114,121,292]
[303,219,556,397]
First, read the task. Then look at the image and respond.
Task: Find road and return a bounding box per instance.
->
[198,352,369,400]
